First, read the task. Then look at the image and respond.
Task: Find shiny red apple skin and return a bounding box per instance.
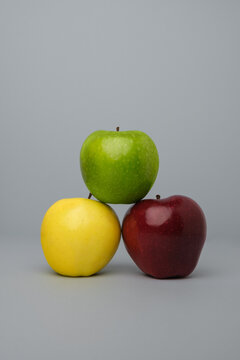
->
[122,195,207,279]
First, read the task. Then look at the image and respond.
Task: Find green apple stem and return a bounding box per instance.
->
[156,195,161,200]
[116,126,120,131]
[88,193,92,199]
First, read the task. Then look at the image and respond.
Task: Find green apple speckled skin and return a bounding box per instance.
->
[80,130,159,204]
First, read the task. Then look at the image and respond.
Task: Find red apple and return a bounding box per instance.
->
[122,195,207,279]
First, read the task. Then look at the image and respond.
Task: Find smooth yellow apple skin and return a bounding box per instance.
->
[41,198,121,276]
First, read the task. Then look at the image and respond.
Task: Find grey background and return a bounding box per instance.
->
[0,1,239,359]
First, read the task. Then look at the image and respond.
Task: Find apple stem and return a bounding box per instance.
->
[116,126,120,131]
[88,193,92,199]
[156,195,161,200]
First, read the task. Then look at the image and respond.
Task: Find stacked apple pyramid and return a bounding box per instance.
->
[41,128,206,278]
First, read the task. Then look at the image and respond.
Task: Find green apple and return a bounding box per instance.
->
[80,129,159,204]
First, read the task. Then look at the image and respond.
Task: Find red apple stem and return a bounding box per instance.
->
[116,126,120,131]
[156,195,161,200]
[88,193,92,199]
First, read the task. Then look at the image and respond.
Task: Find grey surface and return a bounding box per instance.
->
[1,1,240,359]
[1,237,240,360]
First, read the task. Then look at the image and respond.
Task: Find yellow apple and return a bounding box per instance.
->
[41,198,121,276]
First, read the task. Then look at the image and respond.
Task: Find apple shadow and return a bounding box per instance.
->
[102,262,141,276]
[139,272,190,281]
[33,265,110,278]
[138,265,218,280]
[32,261,141,278]
[33,262,216,280]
